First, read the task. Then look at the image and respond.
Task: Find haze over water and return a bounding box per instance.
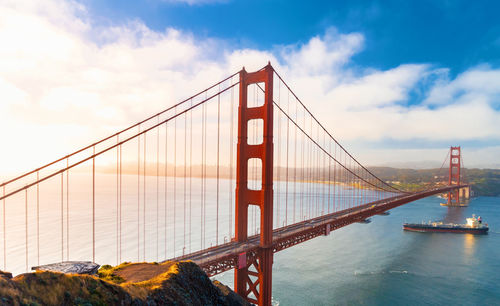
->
[3,174,393,276]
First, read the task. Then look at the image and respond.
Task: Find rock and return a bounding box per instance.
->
[213,280,252,305]
[31,261,100,275]
[0,271,12,280]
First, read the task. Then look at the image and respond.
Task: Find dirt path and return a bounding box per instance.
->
[115,262,174,283]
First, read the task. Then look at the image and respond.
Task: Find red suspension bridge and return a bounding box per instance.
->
[0,64,468,305]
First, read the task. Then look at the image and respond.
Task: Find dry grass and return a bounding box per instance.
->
[11,271,129,305]
[119,261,180,299]
[0,261,240,305]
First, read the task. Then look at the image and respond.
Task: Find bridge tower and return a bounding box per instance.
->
[235,64,274,305]
[447,146,461,206]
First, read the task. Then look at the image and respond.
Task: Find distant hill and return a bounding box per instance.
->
[368,167,500,197]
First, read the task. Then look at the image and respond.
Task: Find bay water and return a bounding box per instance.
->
[215,196,500,305]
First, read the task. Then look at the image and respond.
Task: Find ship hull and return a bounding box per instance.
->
[403,224,488,234]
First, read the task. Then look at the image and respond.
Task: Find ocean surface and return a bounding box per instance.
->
[214,195,500,305]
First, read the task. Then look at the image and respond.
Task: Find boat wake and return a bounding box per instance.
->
[354,270,409,276]
[389,270,409,274]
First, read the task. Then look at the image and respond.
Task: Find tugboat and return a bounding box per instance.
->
[403,215,488,234]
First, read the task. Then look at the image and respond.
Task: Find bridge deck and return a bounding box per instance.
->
[167,185,466,276]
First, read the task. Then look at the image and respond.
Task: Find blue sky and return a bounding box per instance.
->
[1,0,500,174]
[84,0,500,75]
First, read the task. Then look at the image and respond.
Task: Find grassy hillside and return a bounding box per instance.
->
[0,261,248,305]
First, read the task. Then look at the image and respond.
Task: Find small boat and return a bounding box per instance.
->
[377,211,390,216]
[357,218,371,224]
[403,215,488,234]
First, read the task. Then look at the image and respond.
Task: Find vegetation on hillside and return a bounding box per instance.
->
[0,261,248,305]
[368,167,500,196]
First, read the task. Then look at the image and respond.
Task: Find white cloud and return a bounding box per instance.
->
[1,0,500,178]
[281,28,364,77]
[324,64,428,110]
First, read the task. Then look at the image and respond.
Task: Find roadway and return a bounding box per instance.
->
[167,185,467,276]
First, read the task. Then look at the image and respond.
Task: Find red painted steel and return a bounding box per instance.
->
[235,63,274,306]
[447,146,461,206]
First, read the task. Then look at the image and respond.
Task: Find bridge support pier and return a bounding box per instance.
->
[235,64,274,306]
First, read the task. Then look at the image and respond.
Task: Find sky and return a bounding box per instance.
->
[1,0,500,178]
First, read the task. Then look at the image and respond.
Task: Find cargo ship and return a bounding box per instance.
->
[403,215,488,234]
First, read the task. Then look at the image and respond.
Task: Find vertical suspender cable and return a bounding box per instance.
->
[25,188,28,272]
[315,126,318,216]
[277,84,281,227]
[340,150,344,210]
[293,97,297,223]
[184,112,187,254]
[2,185,4,270]
[324,139,328,212]
[229,81,234,239]
[66,158,69,260]
[200,105,204,249]
[349,159,352,208]
[285,89,289,226]
[157,119,160,261]
[318,126,321,215]
[92,145,95,263]
[143,132,146,261]
[165,123,168,258]
[328,139,331,214]
[174,110,177,256]
[137,126,140,262]
[333,144,337,212]
[309,120,313,217]
[304,115,308,219]
[36,171,39,265]
[119,142,122,262]
[348,155,351,208]
[313,125,317,216]
[354,162,356,207]
[116,136,119,264]
[309,117,313,218]
[61,173,64,262]
[353,163,356,207]
[216,85,220,245]
[189,100,193,253]
[345,152,349,209]
[301,109,304,220]
[323,133,326,215]
[359,166,362,206]
[203,100,207,248]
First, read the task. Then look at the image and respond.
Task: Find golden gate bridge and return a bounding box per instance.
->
[0,63,467,305]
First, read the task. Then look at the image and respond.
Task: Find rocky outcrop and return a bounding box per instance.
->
[0,261,250,306]
[31,261,100,275]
